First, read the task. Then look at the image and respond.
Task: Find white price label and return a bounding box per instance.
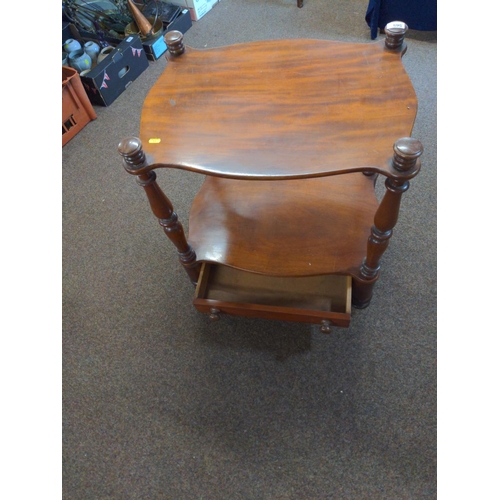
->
[387,22,406,30]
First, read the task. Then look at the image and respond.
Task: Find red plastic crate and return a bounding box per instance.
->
[62,66,97,146]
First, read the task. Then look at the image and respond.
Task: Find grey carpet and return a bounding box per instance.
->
[62,1,437,498]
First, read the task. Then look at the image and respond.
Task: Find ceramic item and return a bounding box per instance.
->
[97,46,114,64]
[68,49,92,73]
[80,69,92,77]
[63,38,81,53]
[63,52,68,66]
[84,41,101,62]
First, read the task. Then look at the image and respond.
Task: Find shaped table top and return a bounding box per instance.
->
[139,37,417,179]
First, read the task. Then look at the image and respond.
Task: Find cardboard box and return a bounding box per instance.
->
[71,24,167,62]
[139,31,168,61]
[79,35,149,106]
[140,8,193,60]
[64,7,192,62]
[139,1,182,24]
[62,21,73,45]
[167,0,220,21]
[167,8,193,34]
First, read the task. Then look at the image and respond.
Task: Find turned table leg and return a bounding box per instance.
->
[118,137,201,284]
[353,137,423,308]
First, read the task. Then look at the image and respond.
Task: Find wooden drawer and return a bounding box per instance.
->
[193,263,351,328]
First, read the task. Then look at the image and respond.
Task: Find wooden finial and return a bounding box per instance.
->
[164,30,185,57]
[118,137,147,170]
[392,137,423,172]
[384,21,408,50]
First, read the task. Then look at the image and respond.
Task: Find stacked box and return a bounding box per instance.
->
[167,0,220,21]
[63,6,192,62]
[79,35,149,106]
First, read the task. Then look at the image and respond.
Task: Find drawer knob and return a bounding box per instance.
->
[320,320,332,334]
[209,308,221,321]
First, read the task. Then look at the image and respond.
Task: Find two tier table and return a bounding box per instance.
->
[118,22,423,332]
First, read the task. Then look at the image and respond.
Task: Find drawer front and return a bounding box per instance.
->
[194,263,351,327]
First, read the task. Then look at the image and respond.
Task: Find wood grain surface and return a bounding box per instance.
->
[140,38,417,179]
[188,173,378,277]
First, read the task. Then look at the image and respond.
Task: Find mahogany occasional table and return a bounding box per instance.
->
[118,22,423,332]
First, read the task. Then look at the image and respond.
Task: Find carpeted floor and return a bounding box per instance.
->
[62,1,437,498]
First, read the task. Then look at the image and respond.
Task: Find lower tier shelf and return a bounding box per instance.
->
[188,173,379,277]
[193,263,352,327]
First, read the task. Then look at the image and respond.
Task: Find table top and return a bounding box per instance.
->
[139,38,417,179]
